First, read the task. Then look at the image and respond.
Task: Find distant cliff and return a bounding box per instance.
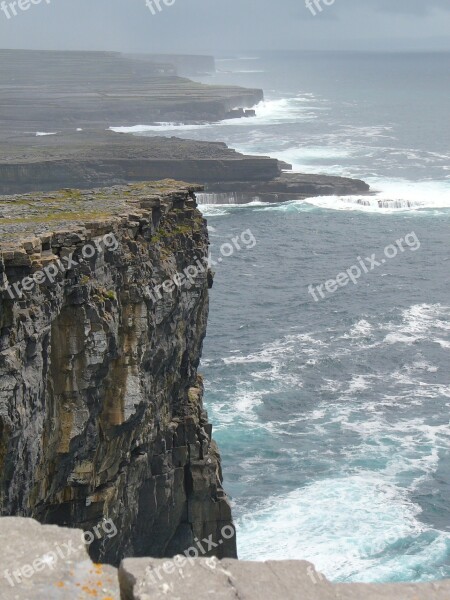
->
[0,132,370,199]
[0,50,263,136]
[0,181,236,565]
[128,53,216,76]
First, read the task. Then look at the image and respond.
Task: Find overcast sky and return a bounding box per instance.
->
[1,0,450,54]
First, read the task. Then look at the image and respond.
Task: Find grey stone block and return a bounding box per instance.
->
[118,557,450,600]
[0,518,119,599]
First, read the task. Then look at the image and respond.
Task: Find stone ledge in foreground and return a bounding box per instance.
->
[1,518,119,600]
[120,557,450,600]
[2,517,450,600]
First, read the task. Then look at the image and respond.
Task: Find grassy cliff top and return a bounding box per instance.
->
[0,180,200,245]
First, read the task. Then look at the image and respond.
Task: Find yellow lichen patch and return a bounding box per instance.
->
[71,460,94,484]
[81,585,99,596]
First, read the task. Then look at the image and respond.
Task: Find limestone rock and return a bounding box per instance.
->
[0,181,236,567]
[0,517,119,599]
[119,557,450,599]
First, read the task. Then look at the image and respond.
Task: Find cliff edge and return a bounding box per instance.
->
[0,181,236,565]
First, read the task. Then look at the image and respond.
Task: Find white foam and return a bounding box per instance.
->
[109,123,212,133]
[345,374,372,394]
[223,333,325,366]
[35,131,58,136]
[347,320,373,339]
[236,473,446,582]
[436,339,450,349]
[301,178,450,213]
[383,304,450,346]
[384,333,419,345]
[197,205,232,217]
[109,96,323,136]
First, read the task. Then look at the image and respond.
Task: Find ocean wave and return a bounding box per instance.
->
[198,180,450,216]
[236,474,450,582]
[300,178,450,212]
[109,96,323,136]
[383,304,450,345]
[108,123,213,133]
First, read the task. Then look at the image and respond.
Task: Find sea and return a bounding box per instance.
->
[111,51,450,583]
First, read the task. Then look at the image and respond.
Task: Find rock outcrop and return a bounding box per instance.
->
[0,133,280,196]
[0,132,369,199]
[0,181,236,566]
[120,557,450,600]
[202,172,371,203]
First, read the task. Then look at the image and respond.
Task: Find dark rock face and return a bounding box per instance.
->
[0,133,280,195]
[0,182,236,565]
[205,172,371,202]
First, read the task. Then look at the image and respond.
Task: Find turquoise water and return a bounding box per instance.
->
[118,52,450,582]
[202,204,450,583]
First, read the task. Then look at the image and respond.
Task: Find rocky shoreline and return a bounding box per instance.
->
[0,50,382,599]
[0,49,370,200]
[0,130,370,199]
[0,50,263,137]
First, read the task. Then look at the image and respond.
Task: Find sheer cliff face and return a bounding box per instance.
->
[0,182,236,564]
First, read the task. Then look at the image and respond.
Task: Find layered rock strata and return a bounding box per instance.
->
[0,132,369,198]
[0,50,263,136]
[0,181,236,565]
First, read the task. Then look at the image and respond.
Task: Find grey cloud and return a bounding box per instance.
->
[0,0,449,53]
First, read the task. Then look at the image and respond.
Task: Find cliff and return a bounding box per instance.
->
[0,181,236,565]
[0,131,370,199]
[0,50,263,137]
[128,53,217,76]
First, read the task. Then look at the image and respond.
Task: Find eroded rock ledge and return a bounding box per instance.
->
[0,131,370,199]
[0,181,236,566]
[2,518,449,600]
